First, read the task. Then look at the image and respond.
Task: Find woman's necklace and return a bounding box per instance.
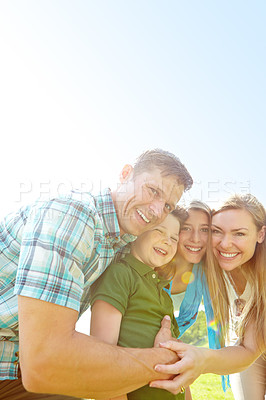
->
[227,272,246,317]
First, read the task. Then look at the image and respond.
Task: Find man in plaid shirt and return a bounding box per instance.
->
[0,149,192,399]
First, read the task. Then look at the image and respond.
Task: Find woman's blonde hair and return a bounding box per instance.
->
[206,194,266,351]
[157,200,212,280]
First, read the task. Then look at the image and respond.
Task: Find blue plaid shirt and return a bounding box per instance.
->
[0,189,135,380]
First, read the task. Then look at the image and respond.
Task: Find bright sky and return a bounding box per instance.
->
[0,0,265,332]
[0,1,265,219]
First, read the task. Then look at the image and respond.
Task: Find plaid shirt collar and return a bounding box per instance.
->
[95,188,136,246]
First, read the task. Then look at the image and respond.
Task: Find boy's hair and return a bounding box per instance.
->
[133,149,193,191]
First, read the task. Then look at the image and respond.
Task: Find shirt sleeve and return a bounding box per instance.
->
[14,198,96,312]
[90,261,132,316]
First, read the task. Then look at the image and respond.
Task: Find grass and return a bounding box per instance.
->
[86,374,235,400]
[190,373,234,400]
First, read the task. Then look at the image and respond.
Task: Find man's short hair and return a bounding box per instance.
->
[133,149,193,191]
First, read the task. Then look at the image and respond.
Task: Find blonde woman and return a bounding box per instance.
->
[208,194,266,399]
[150,194,265,399]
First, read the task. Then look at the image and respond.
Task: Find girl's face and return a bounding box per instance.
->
[131,213,180,269]
[211,209,265,271]
[177,209,209,264]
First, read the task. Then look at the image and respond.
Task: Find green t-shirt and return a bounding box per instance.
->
[90,254,184,400]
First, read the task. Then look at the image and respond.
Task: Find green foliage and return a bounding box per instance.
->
[190,373,234,399]
[179,310,208,346]
[178,309,234,399]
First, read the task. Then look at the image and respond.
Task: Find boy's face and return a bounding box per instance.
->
[131,213,180,269]
[115,167,184,236]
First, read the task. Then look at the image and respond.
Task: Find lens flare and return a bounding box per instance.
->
[181,271,195,284]
[208,319,219,333]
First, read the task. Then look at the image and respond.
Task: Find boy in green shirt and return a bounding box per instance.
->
[90,208,186,400]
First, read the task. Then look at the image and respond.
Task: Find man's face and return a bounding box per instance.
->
[115,167,184,236]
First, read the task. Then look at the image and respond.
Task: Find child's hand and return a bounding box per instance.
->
[154,315,178,348]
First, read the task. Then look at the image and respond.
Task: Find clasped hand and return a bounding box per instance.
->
[152,315,206,395]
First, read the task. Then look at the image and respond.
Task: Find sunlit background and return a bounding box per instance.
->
[1,0,265,332]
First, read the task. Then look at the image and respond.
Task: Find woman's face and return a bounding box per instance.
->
[211,208,265,271]
[177,209,209,264]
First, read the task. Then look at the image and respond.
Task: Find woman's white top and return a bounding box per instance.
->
[172,291,186,316]
[223,271,251,346]
[171,272,195,316]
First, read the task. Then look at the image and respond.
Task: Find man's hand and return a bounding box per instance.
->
[154,316,177,348]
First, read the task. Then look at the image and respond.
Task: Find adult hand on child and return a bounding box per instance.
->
[150,341,206,395]
[153,315,178,348]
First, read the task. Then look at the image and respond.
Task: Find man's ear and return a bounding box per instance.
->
[257,226,266,244]
[120,164,134,183]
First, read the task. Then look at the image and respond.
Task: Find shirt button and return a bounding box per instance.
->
[152,273,156,279]
[13,351,19,365]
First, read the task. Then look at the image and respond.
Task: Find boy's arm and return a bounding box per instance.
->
[90,300,122,344]
[90,299,127,400]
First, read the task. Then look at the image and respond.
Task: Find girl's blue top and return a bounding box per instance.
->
[164,262,230,392]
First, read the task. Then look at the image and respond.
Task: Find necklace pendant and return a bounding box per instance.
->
[234,298,246,316]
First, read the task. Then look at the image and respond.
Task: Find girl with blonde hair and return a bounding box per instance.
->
[158,200,214,399]
[159,200,213,341]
